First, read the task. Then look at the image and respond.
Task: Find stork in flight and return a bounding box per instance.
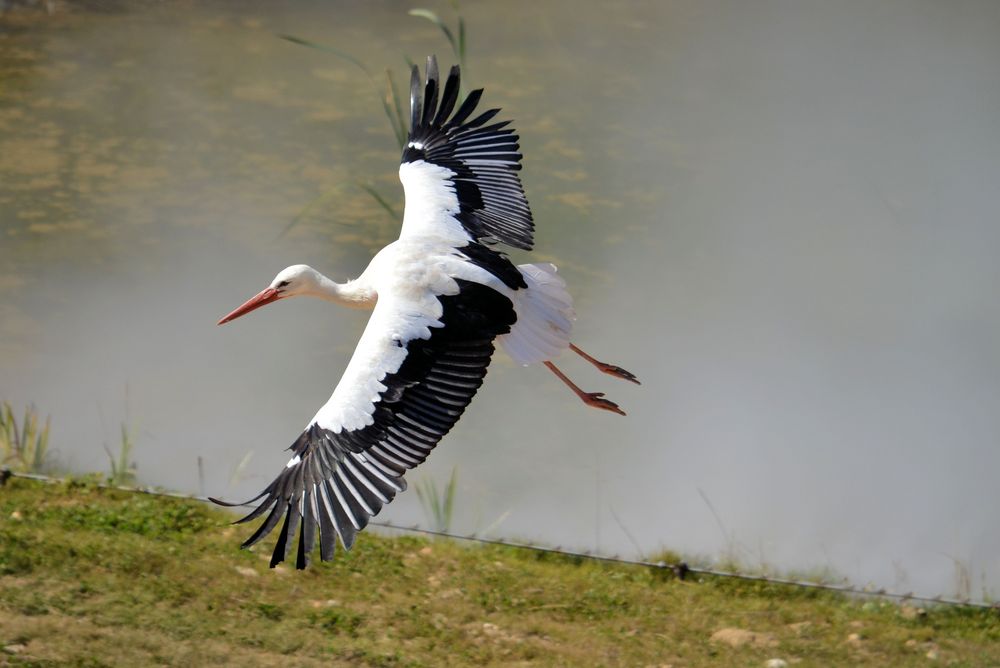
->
[214,57,638,569]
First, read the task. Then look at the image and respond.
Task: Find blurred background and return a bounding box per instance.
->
[1,0,998,601]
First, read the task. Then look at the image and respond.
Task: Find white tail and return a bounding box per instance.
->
[499,263,576,365]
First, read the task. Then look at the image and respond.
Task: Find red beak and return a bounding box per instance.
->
[217,287,282,325]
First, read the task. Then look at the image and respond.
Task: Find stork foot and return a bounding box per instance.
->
[595,362,641,385]
[569,344,640,384]
[582,392,627,416]
[544,361,629,417]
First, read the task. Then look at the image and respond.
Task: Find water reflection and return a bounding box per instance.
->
[2,0,999,601]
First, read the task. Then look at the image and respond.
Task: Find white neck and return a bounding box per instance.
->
[312,273,377,310]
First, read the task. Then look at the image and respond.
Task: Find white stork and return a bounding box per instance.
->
[213,57,638,569]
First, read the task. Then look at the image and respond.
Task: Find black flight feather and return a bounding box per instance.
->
[403,57,534,250]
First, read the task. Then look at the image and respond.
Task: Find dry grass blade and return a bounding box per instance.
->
[228,451,255,490]
[385,68,408,147]
[357,182,399,221]
[277,183,344,238]
[278,34,406,148]
[408,6,468,91]
[277,34,373,76]
[458,16,466,65]
[409,9,458,57]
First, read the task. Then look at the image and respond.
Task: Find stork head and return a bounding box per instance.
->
[217,264,322,325]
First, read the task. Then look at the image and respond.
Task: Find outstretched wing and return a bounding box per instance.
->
[217,279,516,569]
[398,55,534,250]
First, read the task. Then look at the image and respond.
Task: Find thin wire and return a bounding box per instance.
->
[3,469,997,610]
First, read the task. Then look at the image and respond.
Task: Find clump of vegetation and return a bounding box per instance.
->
[104,422,137,487]
[46,490,216,538]
[414,466,459,532]
[309,608,366,637]
[0,401,51,474]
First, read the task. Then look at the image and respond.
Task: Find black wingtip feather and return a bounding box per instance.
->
[420,78,438,129]
[420,55,440,128]
[271,503,301,568]
[232,487,280,526]
[409,64,422,132]
[463,108,501,129]
[432,65,461,126]
[296,515,310,570]
[299,491,317,569]
[240,499,284,548]
[448,88,483,127]
[334,474,371,531]
[317,495,337,562]
[425,55,439,88]
[209,488,271,511]
[328,481,358,550]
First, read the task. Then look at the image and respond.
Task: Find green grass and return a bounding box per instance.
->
[0,402,51,474]
[1,478,998,666]
[103,423,137,488]
[414,466,458,533]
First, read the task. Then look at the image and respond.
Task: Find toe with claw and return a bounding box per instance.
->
[596,363,641,385]
[582,392,626,416]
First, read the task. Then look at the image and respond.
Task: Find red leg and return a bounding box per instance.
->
[569,344,640,385]
[544,361,626,416]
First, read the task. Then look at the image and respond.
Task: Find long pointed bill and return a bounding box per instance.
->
[217,288,281,325]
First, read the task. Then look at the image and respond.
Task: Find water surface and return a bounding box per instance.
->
[2,0,999,600]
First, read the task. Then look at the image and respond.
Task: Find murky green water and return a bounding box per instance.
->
[3,0,1000,600]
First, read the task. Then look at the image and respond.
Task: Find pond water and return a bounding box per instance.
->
[2,0,999,601]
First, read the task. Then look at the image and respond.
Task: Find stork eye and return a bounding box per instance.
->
[277,280,290,288]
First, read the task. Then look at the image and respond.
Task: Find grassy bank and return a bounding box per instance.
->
[0,478,998,667]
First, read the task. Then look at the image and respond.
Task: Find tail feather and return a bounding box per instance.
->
[499,263,575,366]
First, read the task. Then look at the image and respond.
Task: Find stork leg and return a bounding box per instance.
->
[544,361,626,416]
[569,343,641,385]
